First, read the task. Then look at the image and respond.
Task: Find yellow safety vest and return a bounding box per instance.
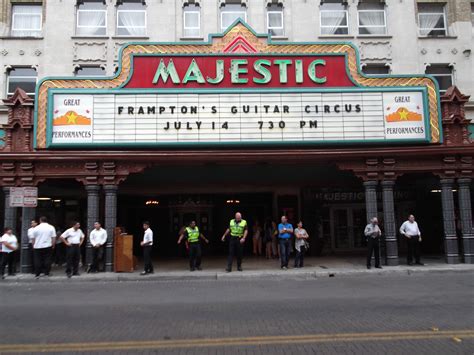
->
[230,219,247,237]
[186,226,200,243]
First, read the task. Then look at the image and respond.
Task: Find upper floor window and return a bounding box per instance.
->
[183,3,200,38]
[418,3,447,37]
[116,0,146,36]
[320,2,348,35]
[425,65,453,94]
[75,66,106,76]
[220,3,247,31]
[358,3,386,35]
[267,4,284,37]
[11,5,42,37]
[76,1,107,36]
[362,64,390,75]
[7,67,37,97]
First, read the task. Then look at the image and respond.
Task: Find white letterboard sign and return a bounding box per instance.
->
[50,91,427,146]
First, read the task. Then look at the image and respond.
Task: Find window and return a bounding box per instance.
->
[418,3,447,36]
[183,4,200,37]
[220,3,247,31]
[117,0,146,36]
[320,2,349,35]
[11,5,42,37]
[358,3,386,35]
[7,68,37,97]
[75,66,106,76]
[362,64,390,75]
[76,1,107,36]
[267,4,284,37]
[425,65,453,94]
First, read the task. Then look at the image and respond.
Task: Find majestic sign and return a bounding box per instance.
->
[34,21,441,148]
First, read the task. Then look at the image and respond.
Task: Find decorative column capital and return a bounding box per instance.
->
[85,184,100,193]
[104,185,118,194]
[440,178,455,186]
[363,180,378,188]
[457,178,472,186]
[381,180,395,188]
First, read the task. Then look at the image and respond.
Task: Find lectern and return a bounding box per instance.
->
[114,227,134,272]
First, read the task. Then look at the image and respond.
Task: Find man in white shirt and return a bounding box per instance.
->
[88,222,107,273]
[27,219,38,274]
[1,227,18,278]
[140,221,154,275]
[61,221,85,278]
[32,216,56,278]
[400,214,424,266]
[364,217,382,269]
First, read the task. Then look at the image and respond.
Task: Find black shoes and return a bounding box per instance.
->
[367,266,371,269]
[375,266,383,269]
[416,262,425,266]
[237,267,243,272]
[67,273,72,278]
[225,268,231,273]
[190,268,196,272]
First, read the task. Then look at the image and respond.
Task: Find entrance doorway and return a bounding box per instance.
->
[330,205,367,251]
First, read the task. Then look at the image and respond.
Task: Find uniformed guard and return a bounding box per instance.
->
[221,212,248,272]
[177,220,209,271]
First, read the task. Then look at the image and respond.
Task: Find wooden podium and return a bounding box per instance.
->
[114,227,134,272]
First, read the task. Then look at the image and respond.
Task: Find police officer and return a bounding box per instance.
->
[221,212,248,272]
[177,220,209,271]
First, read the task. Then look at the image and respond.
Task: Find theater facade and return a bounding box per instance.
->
[1,21,473,272]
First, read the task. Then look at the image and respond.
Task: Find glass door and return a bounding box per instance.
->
[330,205,367,251]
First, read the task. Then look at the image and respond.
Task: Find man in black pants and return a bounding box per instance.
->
[32,216,56,278]
[140,221,154,275]
[364,217,382,269]
[221,212,248,272]
[178,220,209,271]
[61,222,85,278]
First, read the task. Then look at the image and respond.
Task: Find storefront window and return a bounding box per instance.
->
[183,4,200,37]
[76,1,107,36]
[11,5,42,37]
[320,3,348,35]
[116,0,147,36]
[7,67,37,97]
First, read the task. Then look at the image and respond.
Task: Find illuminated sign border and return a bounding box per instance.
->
[34,20,442,148]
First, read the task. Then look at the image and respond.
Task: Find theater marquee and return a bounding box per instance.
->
[34,20,441,148]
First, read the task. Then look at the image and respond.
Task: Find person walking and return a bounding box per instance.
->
[221,212,248,272]
[294,221,309,268]
[140,221,154,275]
[88,222,107,273]
[32,216,56,279]
[278,216,293,270]
[364,217,382,269]
[178,220,209,271]
[60,222,85,278]
[400,214,424,266]
[27,219,38,274]
[0,227,18,279]
[252,220,263,256]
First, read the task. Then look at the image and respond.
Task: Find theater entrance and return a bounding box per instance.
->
[330,205,367,251]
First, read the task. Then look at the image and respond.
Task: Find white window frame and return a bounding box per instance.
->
[116,9,147,36]
[220,9,247,31]
[267,10,284,37]
[7,68,37,97]
[418,7,447,36]
[320,10,349,35]
[183,10,201,37]
[11,6,42,36]
[76,9,107,36]
[357,9,387,35]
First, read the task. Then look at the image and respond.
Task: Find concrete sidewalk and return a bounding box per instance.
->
[2,256,473,283]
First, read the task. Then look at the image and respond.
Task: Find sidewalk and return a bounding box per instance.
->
[2,256,473,283]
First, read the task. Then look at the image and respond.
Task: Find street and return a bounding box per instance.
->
[0,272,473,354]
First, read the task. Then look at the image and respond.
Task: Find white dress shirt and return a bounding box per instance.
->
[1,234,18,253]
[33,223,56,249]
[143,228,153,246]
[90,228,107,247]
[400,221,421,237]
[61,227,84,245]
[27,227,35,244]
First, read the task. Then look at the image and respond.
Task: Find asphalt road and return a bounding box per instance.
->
[0,272,473,354]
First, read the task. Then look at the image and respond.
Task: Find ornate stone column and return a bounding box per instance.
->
[20,207,35,273]
[104,185,118,272]
[85,185,100,267]
[457,178,473,263]
[440,178,459,264]
[3,187,17,232]
[382,180,398,266]
[363,180,378,222]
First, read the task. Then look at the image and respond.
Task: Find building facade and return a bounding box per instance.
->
[0,0,473,272]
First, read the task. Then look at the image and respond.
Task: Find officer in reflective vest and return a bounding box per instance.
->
[221,212,248,272]
[178,220,209,271]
